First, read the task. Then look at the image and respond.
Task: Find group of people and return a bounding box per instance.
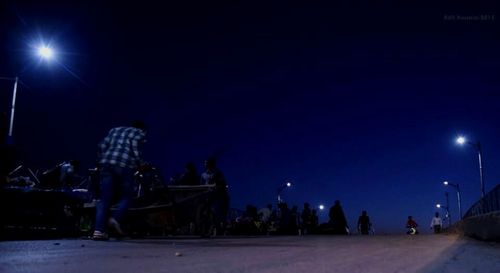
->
[90,120,446,240]
[231,200,374,236]
[91,120,229,240]
[405,212,444,235]
[230,202,320,235]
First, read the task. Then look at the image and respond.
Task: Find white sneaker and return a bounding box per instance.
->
[92,230,109,241]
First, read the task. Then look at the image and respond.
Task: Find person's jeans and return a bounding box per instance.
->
[95,164,135,232]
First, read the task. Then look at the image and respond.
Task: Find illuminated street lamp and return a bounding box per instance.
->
[455,135,486,198]
[1,45,55,144]
[277,180,292,203]
[443,180,462,219]
[318,204,325,210]
[37,45,54,60]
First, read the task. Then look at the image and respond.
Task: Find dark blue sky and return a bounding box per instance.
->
[1,1,500,233]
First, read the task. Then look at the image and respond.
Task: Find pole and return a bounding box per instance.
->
[476,142,485,198]
[7,77,18,143]
[457,184,462,219]
[445,192,451,227]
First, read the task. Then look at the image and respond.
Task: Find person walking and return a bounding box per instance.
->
[92,120,147,240]
[430,212,443,234]
[357,210,372,235]
[200,157,229,236]
[329,200,349,235]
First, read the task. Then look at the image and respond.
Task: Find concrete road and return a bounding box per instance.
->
[1,235,499,273]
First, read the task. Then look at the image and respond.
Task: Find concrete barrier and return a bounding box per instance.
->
[461,211,500,241]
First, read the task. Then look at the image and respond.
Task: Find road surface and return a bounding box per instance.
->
[1,235,499,273]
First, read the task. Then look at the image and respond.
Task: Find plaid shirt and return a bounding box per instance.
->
[97,126,146,169]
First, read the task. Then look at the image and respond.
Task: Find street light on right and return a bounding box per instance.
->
[443,180,462,219]
[455,135,486,198]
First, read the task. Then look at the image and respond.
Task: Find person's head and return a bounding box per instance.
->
[362,210,367,216]
[304,202,310,208]
[335,200,341,206]
[435,212,440,217]
[204,157,217,171]
[408,216,413,220]
[131,120,146,131]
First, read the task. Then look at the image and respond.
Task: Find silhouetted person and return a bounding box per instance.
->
[93,120,147,240]
[357,210,372,235]
[329,200,349,235]
[200,157,229,234]
[59,160,81,188]
[430,212,443,234]
[406,216,419,235]
[177,162,199,185]
[311,209,319,233]
[40,160,80,189]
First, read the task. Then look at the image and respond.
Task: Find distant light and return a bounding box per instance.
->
[456,136,466,145]
[443,181,449,185]
[318,204,325,210]
[38,46,54,60]
[286,182,291,187]
[436,204,441,208]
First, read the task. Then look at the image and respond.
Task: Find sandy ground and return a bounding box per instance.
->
[1,235,499,273]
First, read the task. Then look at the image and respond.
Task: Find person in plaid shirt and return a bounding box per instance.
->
[93,120,147,240]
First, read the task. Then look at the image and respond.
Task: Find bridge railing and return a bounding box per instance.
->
[463,184,500,218]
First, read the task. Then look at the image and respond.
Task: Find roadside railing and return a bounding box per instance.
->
[463,184,500,218]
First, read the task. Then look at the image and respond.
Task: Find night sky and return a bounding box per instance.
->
[1,1,500,233]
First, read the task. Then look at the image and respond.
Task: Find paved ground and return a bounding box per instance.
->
[1,235,499,273]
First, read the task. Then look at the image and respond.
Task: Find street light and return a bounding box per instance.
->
[443,180,462,219]
[455,135,486,198]
[277,180,292,203]
[318,204,325,210]
[37,46,54,60]
[1,45,55,144]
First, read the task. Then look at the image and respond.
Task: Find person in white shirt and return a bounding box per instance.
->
[430,212,443,234]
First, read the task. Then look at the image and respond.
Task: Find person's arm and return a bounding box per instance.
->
[97,131,111,161]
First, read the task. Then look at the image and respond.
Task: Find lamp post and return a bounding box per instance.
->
[0,77,18,144]
[1,45,54,144]
[456,136,486,198]
[436,195,451,228]
[277,180,292,204]
[444,180,462,219]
